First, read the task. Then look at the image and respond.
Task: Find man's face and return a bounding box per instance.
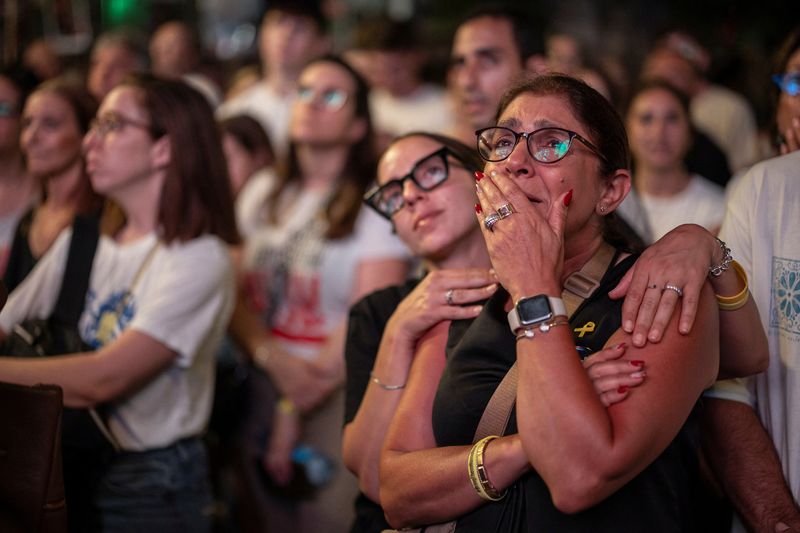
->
[449,16,524,131]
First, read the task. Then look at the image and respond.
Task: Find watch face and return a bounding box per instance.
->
[518,295,553,325]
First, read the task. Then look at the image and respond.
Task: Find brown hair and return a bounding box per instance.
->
[120,74,239,244]
[30,78,103,215]
[219,114,274,165]
[267,55,375,240]
[390,131,484,173]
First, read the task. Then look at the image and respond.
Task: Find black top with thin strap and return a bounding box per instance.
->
[432,252,702,532]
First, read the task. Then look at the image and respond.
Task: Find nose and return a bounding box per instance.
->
[401,176,424,208]
[82,127,99,155]
[454,59,479,90]
[502,134,533,178]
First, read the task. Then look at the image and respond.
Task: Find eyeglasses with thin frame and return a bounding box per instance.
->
[296,85,349,111]
[772,73,800,97]
[89,112,151,138]
[476,126,609,165]
[364,147,464,219]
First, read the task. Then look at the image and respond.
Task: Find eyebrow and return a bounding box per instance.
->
[496,117,562,130]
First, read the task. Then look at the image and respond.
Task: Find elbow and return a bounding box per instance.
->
[380,492,414,530]
[546,468,611,514]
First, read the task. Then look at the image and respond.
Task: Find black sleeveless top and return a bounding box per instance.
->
[432,253,702,532]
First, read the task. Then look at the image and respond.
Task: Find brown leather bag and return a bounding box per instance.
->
[0,381,68,533]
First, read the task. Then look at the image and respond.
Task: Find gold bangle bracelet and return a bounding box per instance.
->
[716,260,749,310]
[467,436,506,501]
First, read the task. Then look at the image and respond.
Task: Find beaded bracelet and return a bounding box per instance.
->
[369,371,405,391]
[709,238,733,277]
[716,260,750,311]
[467,436,506,501]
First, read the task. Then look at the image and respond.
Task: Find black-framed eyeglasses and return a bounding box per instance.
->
[772,73,800,97]
[364,147,461,219]
[89,112,151,138]
[476,126,608,165]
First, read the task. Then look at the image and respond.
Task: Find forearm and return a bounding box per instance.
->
[701,398,800,532]
[343,328,417,501]
[710,265,768,378]
[380,436,527,527]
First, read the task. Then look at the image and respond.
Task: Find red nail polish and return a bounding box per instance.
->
[563,189,574,207]
[474,203,482,214]
[617,385,629,394]
[630,360,644,367]
[475,171,484,181]
[616,342,627,350]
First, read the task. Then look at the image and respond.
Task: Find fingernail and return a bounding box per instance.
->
[475,171,484,181]
[794,117,800,127]
[563,189,574,207]
[630,359,644,367]
[623,320,633,332]
[475,203,482,214]
[633,333,645,346]
[615,342,627,350]
[617,385,629,394]
[630,371,646,379]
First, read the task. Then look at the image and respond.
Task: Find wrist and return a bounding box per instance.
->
[709,238,733,277]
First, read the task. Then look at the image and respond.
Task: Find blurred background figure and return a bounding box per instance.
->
[626,79,724,241]
[228,55,408,533]
[0,68,38,278]
[217,0,330,163]
[22,39,63,82]
[545,30,611,100]
[446,5,548,145]
[768,26,800,157]
[87,29,148,102]
[642,30,759,175]
[4,78,102,292]
[347,16,455,148]
[149,20,222,107]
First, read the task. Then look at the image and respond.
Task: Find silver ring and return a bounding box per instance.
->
[483,212,501,232]
[445,289,454,306]
[497,203,514,218]
[664,283,683,297]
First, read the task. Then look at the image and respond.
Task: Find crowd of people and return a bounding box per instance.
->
[0,1,798,532]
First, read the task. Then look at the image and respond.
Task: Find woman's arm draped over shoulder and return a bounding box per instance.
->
[515,283,719,513]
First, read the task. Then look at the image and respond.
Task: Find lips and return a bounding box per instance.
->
[413,210,441,230]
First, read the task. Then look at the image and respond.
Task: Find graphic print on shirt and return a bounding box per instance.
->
[243,218,327,345]
[80,288,136,348]
[772,256,800,337]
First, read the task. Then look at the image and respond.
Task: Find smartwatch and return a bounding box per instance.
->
[507,294,567,333]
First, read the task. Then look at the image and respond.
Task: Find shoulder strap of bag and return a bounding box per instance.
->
[51,214,100,327]
[471,242,616,442]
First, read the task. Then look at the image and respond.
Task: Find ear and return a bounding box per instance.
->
[597,168,631,215]
[525,54,549,75]
[347,117,367,144]
[150,135,172,170]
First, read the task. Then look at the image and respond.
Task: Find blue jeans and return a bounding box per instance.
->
[91,437,213,533]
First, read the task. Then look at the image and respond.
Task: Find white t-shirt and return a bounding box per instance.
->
[217,82,292,161]
[369,84,456,139]
[0,230,235,451]
[639,174,725,241]
[240,188,409,359]
[705,151,800,530]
